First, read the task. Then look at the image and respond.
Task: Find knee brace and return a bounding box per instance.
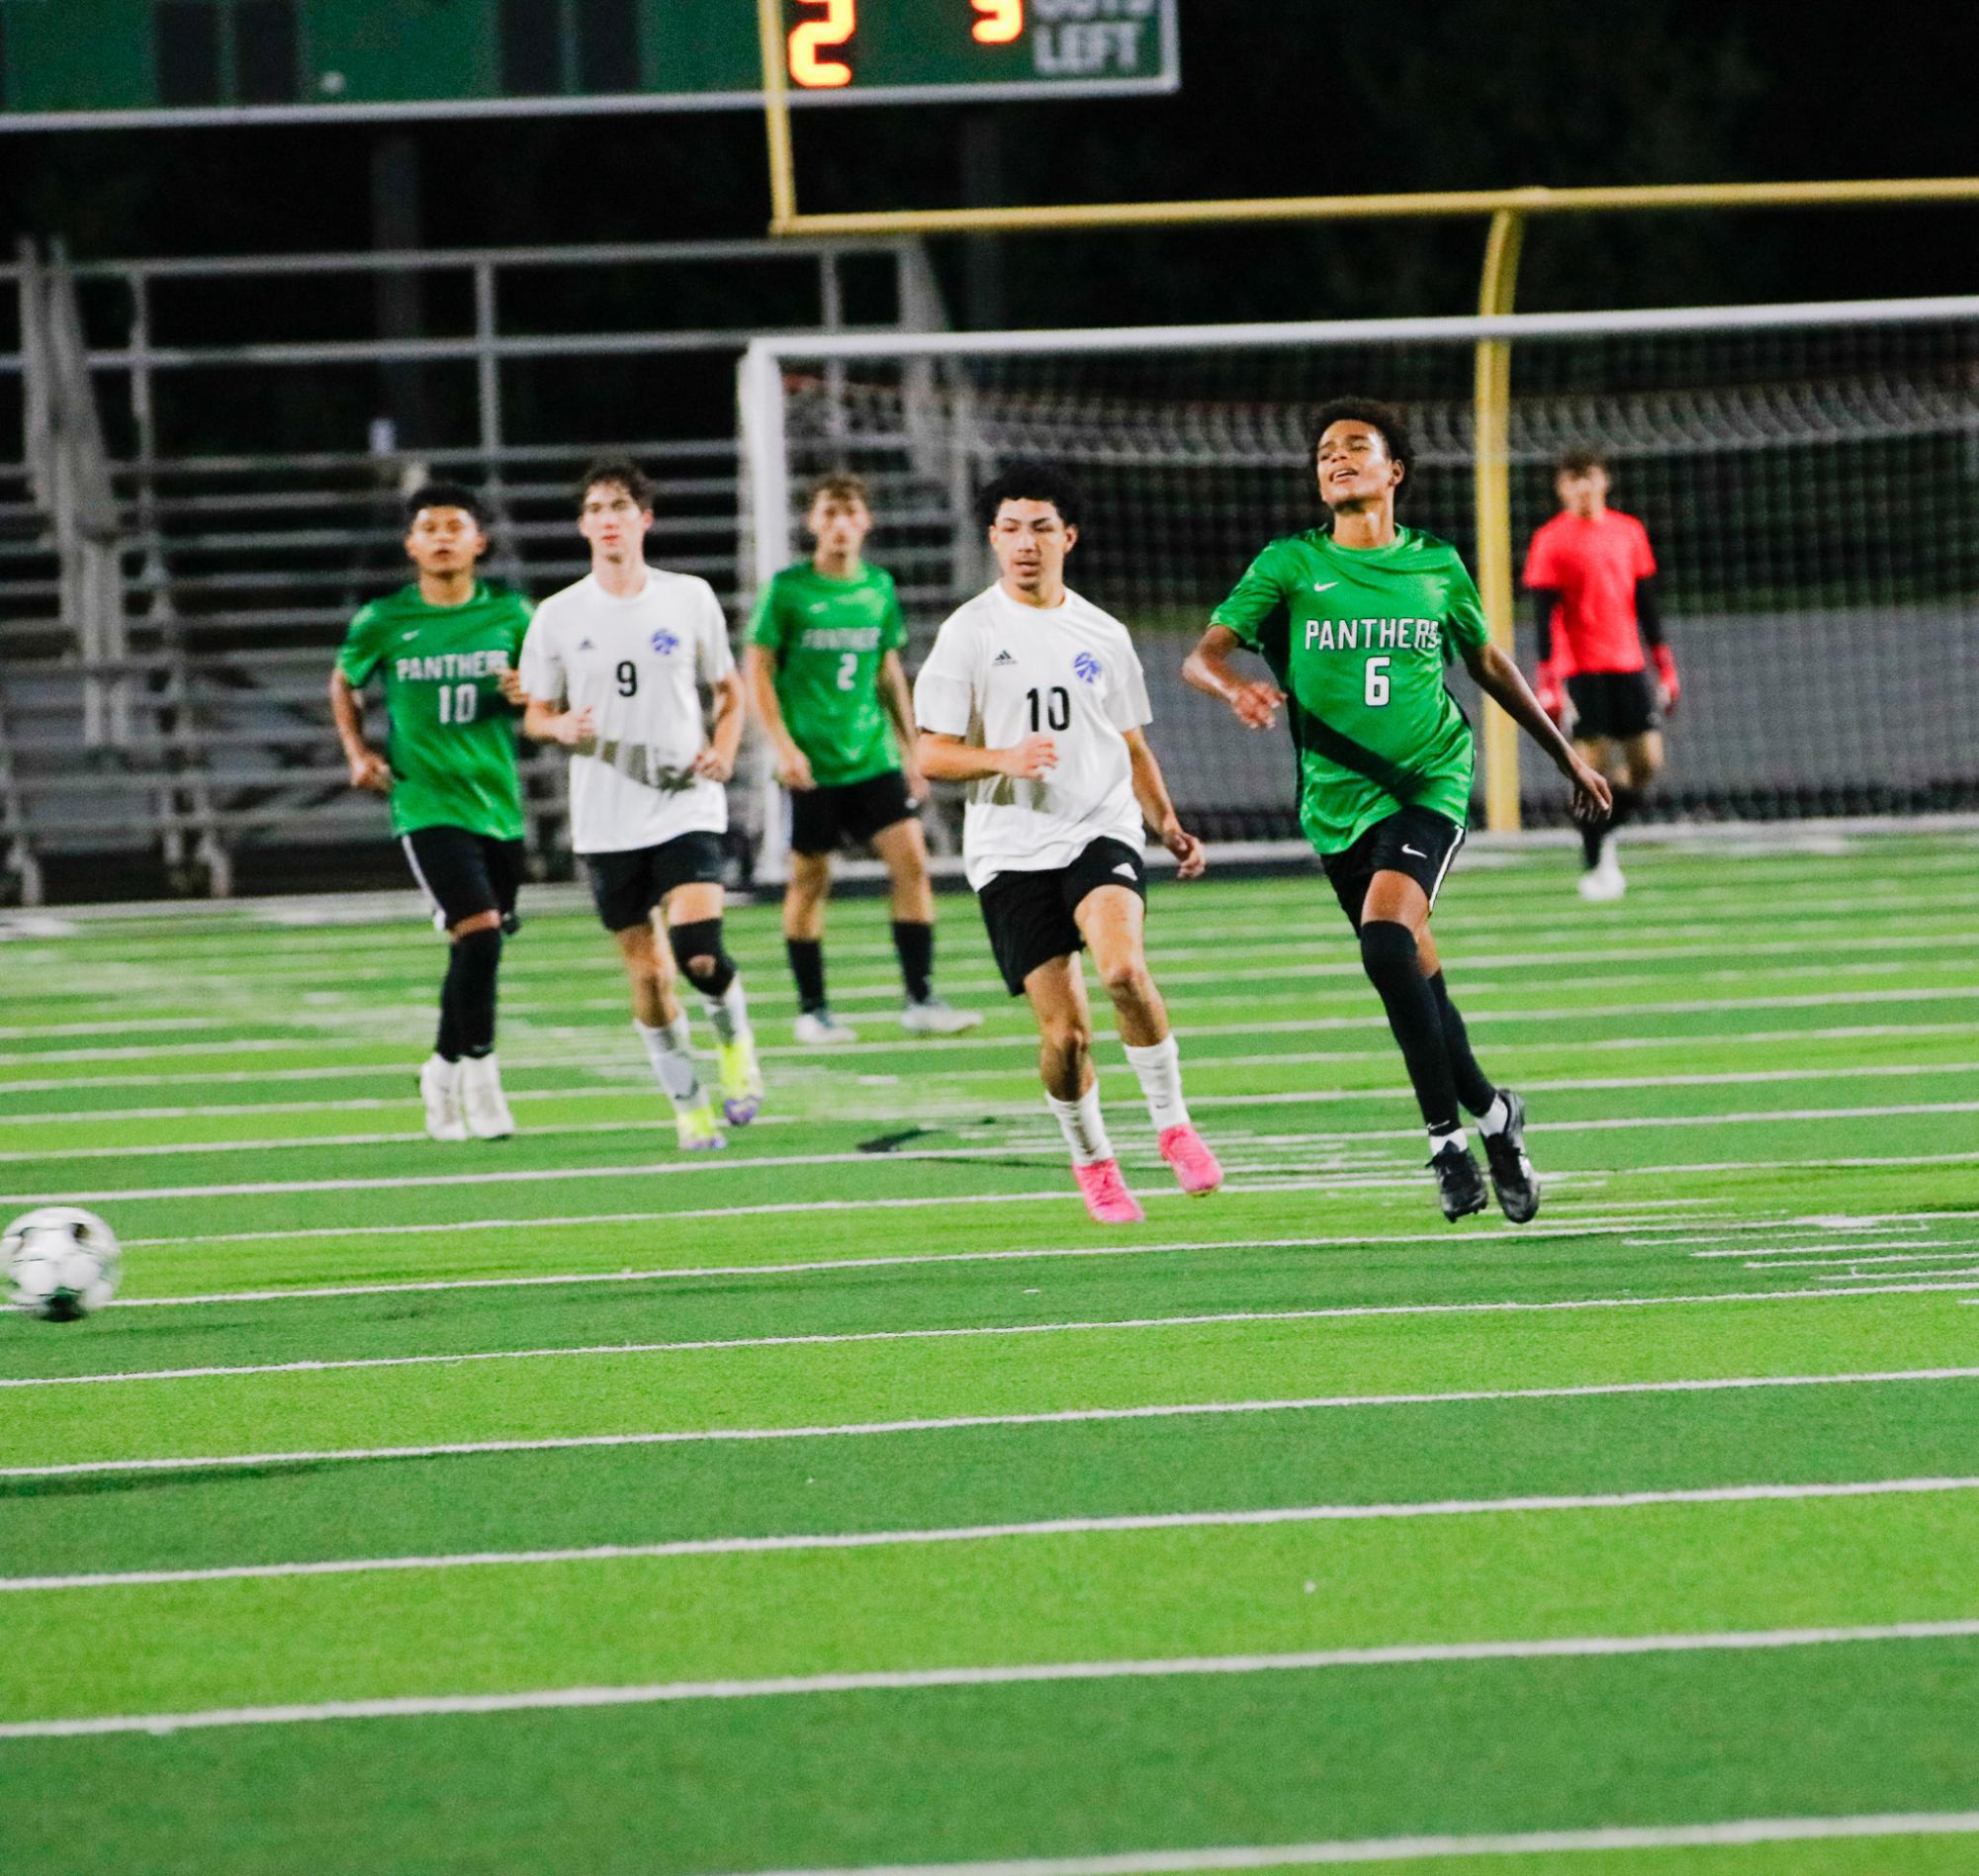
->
[669,918,735,997]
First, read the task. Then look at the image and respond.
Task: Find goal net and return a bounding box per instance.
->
[739,298,1979,850]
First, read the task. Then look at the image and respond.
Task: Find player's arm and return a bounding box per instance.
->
[692,670,747,783]
[328,669,391,795]
[742,645,814,790]
[915,729,1057,783]
[1636,576,1679,712]
[1183,626,1287,728]
[1527,588,1572,728]
[1123,727,1206,880]
[877,652,926,797]
[519,693,593,748]
[1459,638,1612,824]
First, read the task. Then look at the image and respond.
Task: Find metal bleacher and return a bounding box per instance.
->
[0,234,956,902]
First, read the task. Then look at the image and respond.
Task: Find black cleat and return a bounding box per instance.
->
[1428,1136,1488,1221]
[1482,1088,1542,1224]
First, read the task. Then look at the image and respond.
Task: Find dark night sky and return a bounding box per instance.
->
[7,0,1976,315]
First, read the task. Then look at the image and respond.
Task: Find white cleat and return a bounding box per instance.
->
[794,1009,860,1046]
[459,1052,516,1139]
[901,996,984,1035]
[419,1053,469,1142]
[1576,855,1627,902]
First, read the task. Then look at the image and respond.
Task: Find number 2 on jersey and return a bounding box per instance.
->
[836,652,858,691]
[1027,685,1070,732]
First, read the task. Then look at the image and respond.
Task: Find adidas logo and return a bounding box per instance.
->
[1113,862,1136,880]
[578,637,595,651]
[993,649,1016,665]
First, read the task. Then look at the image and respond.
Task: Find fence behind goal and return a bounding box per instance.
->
[740,298,1979,850]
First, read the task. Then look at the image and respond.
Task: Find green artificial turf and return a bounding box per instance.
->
[2,833,1977,1873]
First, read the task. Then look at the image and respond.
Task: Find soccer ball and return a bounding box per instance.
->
[4,1206,122,1321]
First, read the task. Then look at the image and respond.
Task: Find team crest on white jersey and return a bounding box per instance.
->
[651,629,679,656]
[1073,651,1104,684]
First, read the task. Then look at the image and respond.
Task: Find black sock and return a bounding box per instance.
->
[434,981,463,1063]
[1359,920,1461,1136]
[447,927,502,1058]
[786,938,828,1014]
[892,920,935,1004]
[1427,972,1496,1117]
[1610,785,1642,831]
[1580,818,1605,868]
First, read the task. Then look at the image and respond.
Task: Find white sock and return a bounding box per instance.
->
[1430,1124,1470,1154]
[1123,1034,1190,1131]
[1045,1085,1114,1167]
[635,1018,703,1115]
[1479,1093,1511,1136]
[702,975,751,1046]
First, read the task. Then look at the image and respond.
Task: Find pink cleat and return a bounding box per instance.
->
[1073,1158,1145,1224]
[1158,1122,1223,1196]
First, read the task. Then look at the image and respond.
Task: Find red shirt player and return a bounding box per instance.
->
[1523,449,1680,902]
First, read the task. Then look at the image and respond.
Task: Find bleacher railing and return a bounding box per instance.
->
[0,233,947,902]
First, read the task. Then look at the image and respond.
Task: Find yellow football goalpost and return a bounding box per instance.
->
[753,0,1979,831]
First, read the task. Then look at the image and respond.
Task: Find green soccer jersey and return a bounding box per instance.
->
[335,581,533,842]
[748,561,909,787]
[1211,526,1490,854]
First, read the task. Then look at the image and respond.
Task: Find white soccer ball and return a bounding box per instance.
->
[4,1206,122,1321]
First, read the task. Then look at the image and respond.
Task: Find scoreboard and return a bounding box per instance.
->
[0,0,1180,129]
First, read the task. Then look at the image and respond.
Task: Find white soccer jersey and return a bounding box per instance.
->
[914,581,1152,891]
[518,568,736,854]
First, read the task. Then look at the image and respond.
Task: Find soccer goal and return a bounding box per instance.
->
[738,296,1979,859]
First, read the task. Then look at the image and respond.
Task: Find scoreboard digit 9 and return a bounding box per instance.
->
[0,0,1179,131]
[783,0,1177,96]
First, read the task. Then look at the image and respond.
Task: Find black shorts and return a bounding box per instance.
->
[977,837,1147,997]
[585,831,726,933]
[789,768,917,856]
[1320,807,1466,933]
[402,826,524,934]
[1567,670,1662,741]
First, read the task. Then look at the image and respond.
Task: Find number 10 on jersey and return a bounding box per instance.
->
[436,683,479,725]
[1027,685,1070,732]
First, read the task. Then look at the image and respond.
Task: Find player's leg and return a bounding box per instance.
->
[451,836,527,1140]
[666,848,763,1126]
[1073,859,1220,1197]
[1023,951,1142,1225]
[1415,920,1538,1224]
[1612,725,1664,852]
[591,850,723,1151]
[402,827,509,1142]
[785,789,858,1045]
[980,865,1138,1223]
[871,804,981,1034]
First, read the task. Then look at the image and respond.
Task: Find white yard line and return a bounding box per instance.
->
[687,1811,1979,1876]
[11,1619,1979,1741]
[10,1368,1973,1469]
[8,1056,1972,1136]
[11,1290,1978,1479]
[24,1218,1671,1315]
[11,1474,1979,1594]
[11,1100,1974,1205]
[2,997,1970,1088]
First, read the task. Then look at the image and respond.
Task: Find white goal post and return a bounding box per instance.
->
[738,295,1979,877]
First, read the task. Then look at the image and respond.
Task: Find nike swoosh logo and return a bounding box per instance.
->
[1401,845,1428,858]
[1312,581,1339,592]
